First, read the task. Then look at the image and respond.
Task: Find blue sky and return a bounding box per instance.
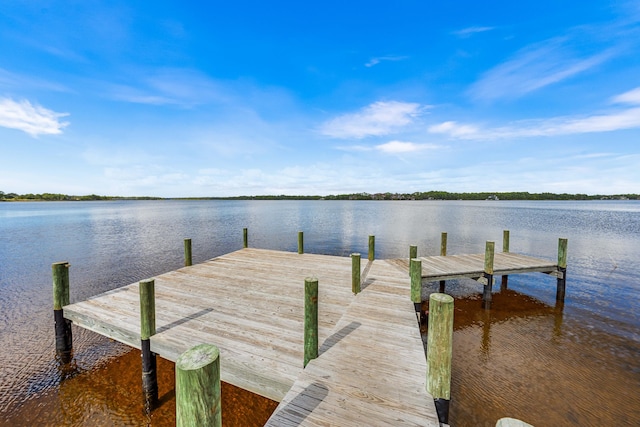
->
[1,0,639,197]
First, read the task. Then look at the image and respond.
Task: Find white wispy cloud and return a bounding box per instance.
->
[0,68,69,92]
[320,101,423,139]
[452,26,494,37]
[430,86,640,139]
[365,55,409,67]
[337,140,439,154]
[108,68,229,107]
[612,86,640,105]
[0,98,69,137]
[470,36,616,101]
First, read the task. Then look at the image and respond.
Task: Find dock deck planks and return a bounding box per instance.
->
[265,259,439,426]
[62,248,440,425]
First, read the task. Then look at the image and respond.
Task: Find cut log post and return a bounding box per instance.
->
[483,241,495,310]
[439,232,447,292]
[176,344,221,427]
[139,278,158,410]
[351,253,361,295]
[52,262,73,363]
[368,235,375,261]
[298,231,304,254]
[426,292,454,425]
[501,230,510,290]
[184,238,192,267]
[304,277,319,367]
[243,227,248,248]
[556,238,568,302]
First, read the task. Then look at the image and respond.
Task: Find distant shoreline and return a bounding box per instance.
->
[1,191,637,202]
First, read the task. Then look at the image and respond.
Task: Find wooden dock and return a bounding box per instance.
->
[62,248,441,426]
[59,235,564,426]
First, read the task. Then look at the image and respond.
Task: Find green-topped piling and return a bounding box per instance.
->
[304,277,318,367]
[176,344,222,427]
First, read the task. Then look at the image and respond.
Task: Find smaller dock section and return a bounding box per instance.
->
[391,252,559,282]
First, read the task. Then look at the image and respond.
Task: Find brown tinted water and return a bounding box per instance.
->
[1,346,278,426]
[425,283,640,427]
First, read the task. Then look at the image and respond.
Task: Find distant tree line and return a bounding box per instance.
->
[0,191,161,201]
[216,191,638,201]
[1,190,637,202]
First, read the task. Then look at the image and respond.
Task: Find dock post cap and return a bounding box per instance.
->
[177,343,220,370]
[429,293,453,304]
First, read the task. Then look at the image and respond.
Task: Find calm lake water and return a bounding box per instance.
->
[0,200,639,426]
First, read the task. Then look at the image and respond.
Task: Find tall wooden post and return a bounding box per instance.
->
[304,277,319,367]
[243,227,248,248]
[351,253,361,295]
[176,344,221,427]
[184,238,192,267]
[483,241,495,309]
[439,233,447,292]
[556,238,568,302]
[139,279,158,410]
[501,230,510,290]
[298,231,304,254]
[410,258,422,310]
[426,293,454,425]
[52,262,73,363]
[368,235,375,261]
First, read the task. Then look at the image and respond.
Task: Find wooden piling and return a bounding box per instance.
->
[243,227,248,248]
[52,262,72,362]
[426,292,454,425]
[184,238,192,267]
[409,245,417,262]
[439,233,448,292]
[410,258,422,305]
[501,230,510,290]
[368,235,375,261]
[351,253,361,295]
[483,241,495,309]
[502,230,510,253]
[556,238,568,302]
[139,279,158,409]
[298,231,304,254]
[440,232,447,256]
[304,277,319,367]
[176,344,221,427]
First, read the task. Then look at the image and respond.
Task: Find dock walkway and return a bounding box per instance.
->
[63,248,441,426]
[390,252,559,282]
